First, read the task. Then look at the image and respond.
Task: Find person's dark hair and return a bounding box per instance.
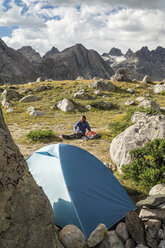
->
[82,115,86,120]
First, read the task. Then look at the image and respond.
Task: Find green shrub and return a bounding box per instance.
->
[26,129,55,142]
[122,139,165,191]
[109,121,131,138]
[160,90,165,96]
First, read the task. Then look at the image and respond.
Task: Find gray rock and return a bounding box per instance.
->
[125,211,146,245]
[85,105,92,111]
[57,98,75,112]
[20,88,31,94]
[115,222,129,241]
[127,88,135,94]
[87,224,108,247]
[76,76,85,80]
[153,84,165,94]
[136,97,146,102]
[6,108,14,113]
[147,239,158,248]
[159,240,165,248]
[139,99,160,111]
[149,184,165,196]
[34,85,52,92]
[89,80,115,92]
[74,91,90,100]
[136,194,165,208]
[59,225,86,248]
[19,94,39,102]
[125,238,136,248]
[29,110,46,117]
[160,107,165,111]
[139,208,165,221]
[157,203,165,209]
[110,115,165,168]
[131,112,148,123]
[0,106,63,248]
[157,229,165,240]
[95,90,103,96]
[1,99,12,108]
[125,100,135,106]
[112,68,132,82]
[92,101,112,110]
[1,89,21,101]
[95,231,124,248]
[36,77,45,83]
[147,219,161,232]
[143,75,153,84]
[27,106,35,113]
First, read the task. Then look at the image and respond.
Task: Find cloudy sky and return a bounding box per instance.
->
[0,0,165,56]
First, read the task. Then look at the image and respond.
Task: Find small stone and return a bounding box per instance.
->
[57,98,75,112]
[74,91,90,100]
[116,222,129,241]
[95,90,103,96]
[139,99,160,111]
[127,88,135,94]
[20,88,31,94]
[50,103,57,110]
[36,77,45,83]
[27,106,35,113]
[147,219,161,232]
[125,100,135,106]
[6,108,14,113]
[87,224,108,247]
[147,239,158,248]
[1,99,12,108]
[136,97,146,102]
[85,105,92,111]
[30,110,45,117]
[95,231,124,248]
[59,225,86,248]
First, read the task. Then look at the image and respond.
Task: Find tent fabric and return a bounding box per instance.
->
[26,143,136,238]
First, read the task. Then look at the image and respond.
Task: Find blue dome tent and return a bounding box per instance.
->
[26,144,136,238]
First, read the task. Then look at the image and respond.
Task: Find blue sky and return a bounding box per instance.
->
[0,0,165,55]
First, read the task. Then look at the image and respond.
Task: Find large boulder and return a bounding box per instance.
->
[59,225,86,248]
[139,99,160,111]
[112,68,132,82]
[0,89,21,101]
[0,107,63,248]
[153,84,165,94]
[57,98,75,112]
[149,184,165,196]
[143,75,153,84]
[89,80,115,91]
[110,115,165,168]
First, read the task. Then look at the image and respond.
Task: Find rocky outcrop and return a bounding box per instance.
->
[0,39,38,85]
[19,94,39,102]
[17,46,41,65]
[43,46,60,59]
[38,44,114,80]
[102,47,123,57]
[139,99,160,111]
[104,46,165,81]
[143,75,153,84]
[0,107,63,248]
[110,115,165,168]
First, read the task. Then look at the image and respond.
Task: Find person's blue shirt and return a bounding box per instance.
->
[74,121,91,135]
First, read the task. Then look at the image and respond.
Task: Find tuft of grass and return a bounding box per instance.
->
[109,121,132,138]
[25,129,57,142]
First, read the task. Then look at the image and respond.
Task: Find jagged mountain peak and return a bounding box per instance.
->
[43,46,60,59]
[109,47,123,56]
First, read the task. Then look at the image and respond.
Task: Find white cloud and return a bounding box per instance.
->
[1,0,165,56]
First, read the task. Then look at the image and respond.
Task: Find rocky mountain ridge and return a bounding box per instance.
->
[103,46,165,81]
